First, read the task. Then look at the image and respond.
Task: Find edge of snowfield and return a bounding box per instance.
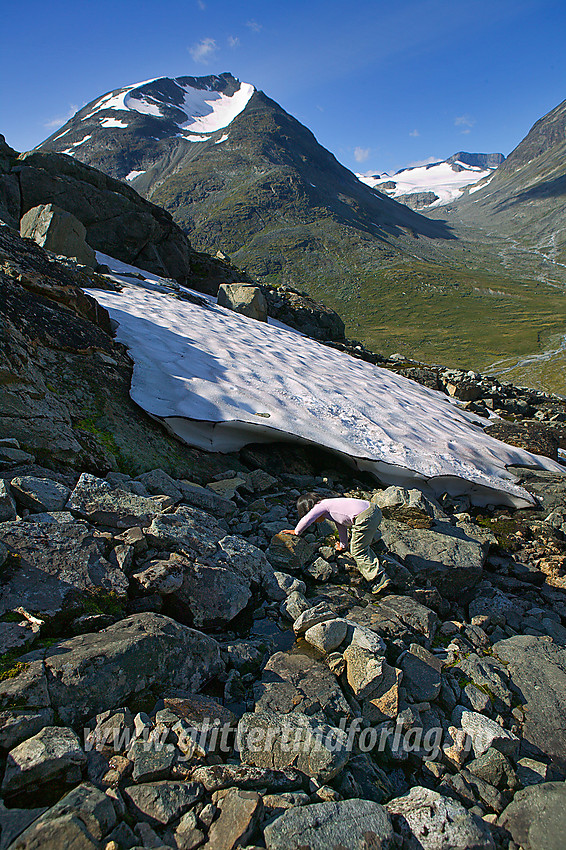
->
[87,254,565,508]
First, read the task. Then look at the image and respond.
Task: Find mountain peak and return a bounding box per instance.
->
[43,73,256,153]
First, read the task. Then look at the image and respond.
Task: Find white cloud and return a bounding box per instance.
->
[455,114,475,131]
[44,104,79,129]
[189,37,218,63]
[354,146,370,163]
[409,129,420,137]
[246,19,262,33]
[227,35,240,48]
[406,156,440,167]
[197,0,206,8]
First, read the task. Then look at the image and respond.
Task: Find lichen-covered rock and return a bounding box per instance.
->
[123,780,202,826]
[66,472,163,528]
[387,785,495,849]
[0,614,223,725]
[253,651,352,725]
[238,710,350,783]
[2,726,86,795]
[0,519,128,618]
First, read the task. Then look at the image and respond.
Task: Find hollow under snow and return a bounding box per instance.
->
[86,256,564,507]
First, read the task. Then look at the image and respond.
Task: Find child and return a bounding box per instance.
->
[282,492,391,593]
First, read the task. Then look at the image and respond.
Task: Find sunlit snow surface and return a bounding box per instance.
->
[357,161,492,207]
[81,76,254,135]
[86,255,564,507]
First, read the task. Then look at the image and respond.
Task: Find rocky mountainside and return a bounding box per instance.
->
[357,151,505,210]
[36,78,566,384]
[429,98,566,263]
[1,217,566,847]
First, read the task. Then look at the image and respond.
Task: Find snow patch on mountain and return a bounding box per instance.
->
[358,158,494,207]
[79,76,254,135]
[85,254,563,507]
[176,81,254,132]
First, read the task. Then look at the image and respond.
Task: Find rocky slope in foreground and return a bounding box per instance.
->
[1,219,566,847]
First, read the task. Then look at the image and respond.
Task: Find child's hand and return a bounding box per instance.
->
[335,541,346,551]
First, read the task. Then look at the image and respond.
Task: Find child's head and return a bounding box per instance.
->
[296,491,323,519]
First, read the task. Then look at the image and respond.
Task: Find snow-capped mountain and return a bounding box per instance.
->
[357,151,505,210]
[42,73,256,180]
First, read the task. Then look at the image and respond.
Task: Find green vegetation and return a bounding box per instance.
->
[0,648,29,681]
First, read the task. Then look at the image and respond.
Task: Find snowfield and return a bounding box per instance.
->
[80,76,254,135]
[358,160,492,207]
[86,255,564,507]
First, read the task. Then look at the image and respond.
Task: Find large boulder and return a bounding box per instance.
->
[264,799,395,850]
[380,520,487,598]
[0,519,128,619]
[217,283,268,321]
[387,785,495,849]
[238,710,351,783]
[20,203,96,268]
[15,150,194,283]
[0,613,223,725]
[493,635,566,770]
[253,651,352,725]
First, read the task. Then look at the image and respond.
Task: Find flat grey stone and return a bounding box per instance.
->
[499,781,566,850]
[189,763,303,793]
[264,799,395,850]
[0,519,128,618]
[401,644,443,702]
[145,507,225,557]
[124,780,202,826]
[452,708,519,759]
[135,468,183,502]
[264,571,306,602]
[372,594,438,639]
[280,590,309,621]
[343,644,386,700]
[253,650,351,725]
[493,634,566,770]
[238,710,350,783]
[177,479,236,517]
[10,476,70,513]
[380,519,487,599]
[293,603,337,636]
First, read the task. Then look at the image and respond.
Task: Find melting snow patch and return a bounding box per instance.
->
[101,117,129,129]
[71,134,92,147]
[179,133,211,142]
[215,133,229,144]
[469,174,494,194]
[125,170,146,181]
[85,255,564,507]
[178,81,254,133]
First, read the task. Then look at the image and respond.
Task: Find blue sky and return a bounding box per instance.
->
[2,0,565,174]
